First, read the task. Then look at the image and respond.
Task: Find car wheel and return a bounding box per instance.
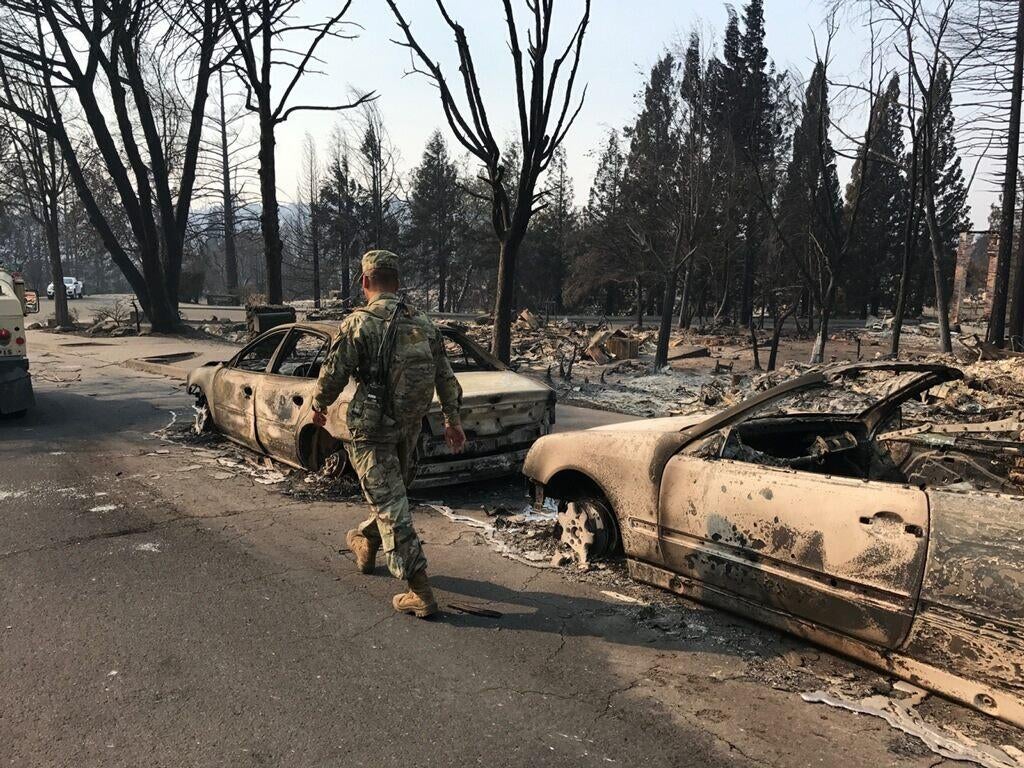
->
[555,496,620,565]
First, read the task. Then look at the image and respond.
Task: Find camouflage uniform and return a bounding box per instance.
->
[312,256,462,582]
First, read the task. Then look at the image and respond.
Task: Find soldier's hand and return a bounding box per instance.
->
[445,423,466,454]
[312,408,327,427]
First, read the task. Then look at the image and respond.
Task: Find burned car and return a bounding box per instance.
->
[524,362,1024,726]
[187,321,555,487]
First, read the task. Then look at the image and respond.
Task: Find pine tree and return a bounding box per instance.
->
[777,61,843,361]
[923,64,971,306]
[408,130,463,311]
[736,0,785,327]
[740,0,771,163]
[621,53,681,326]
[568,129,628,311]
[525,146,576,312]
[844,74,907,317]
[320,149,367,300]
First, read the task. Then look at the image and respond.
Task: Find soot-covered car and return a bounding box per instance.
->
[187,321,555,488]
[524,362,1024,726]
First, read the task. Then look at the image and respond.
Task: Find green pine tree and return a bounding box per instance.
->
[408,130,463,311]
[844,74,908,316]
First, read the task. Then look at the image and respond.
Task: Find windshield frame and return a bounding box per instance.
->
[680,362,961,444]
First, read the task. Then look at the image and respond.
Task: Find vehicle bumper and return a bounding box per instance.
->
[0,358,34,414]
[410,447,531,488]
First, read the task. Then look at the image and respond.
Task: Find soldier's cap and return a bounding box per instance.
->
[361,249,400,274]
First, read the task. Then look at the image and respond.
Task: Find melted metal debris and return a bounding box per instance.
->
[423,503,558,569]
[802,689,1024,768]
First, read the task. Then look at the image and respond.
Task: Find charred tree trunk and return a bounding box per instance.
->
[892,150,922,357]
[491,227,526,362]
[635,276,644,329]
[677,256,693,329]
[438,237,448,312]
[810,278,837,364]
[654,269,678,368]
[258,107,283,304]
[767,303,798,372]
[341,245,351,299]
[44,216,70,329]
[923,180,953,353]
[740,251,754,327]
[219,72,239,297]
[311,200,321,308]
[988,0,1024,345]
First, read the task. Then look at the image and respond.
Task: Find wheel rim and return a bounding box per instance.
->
[556,497,618,565]
[193,403,211,434]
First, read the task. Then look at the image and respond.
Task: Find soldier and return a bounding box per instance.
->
[311,250,466,618]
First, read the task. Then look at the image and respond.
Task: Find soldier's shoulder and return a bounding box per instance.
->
[338,308,377,335]
[407,306,442,334]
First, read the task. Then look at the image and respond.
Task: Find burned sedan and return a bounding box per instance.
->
[524,362,1024,726]
[187,321,555,487]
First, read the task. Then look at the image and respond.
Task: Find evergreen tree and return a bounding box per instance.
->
[408,130,463,311]
[524,146,576,312]
[320,149,368,300]
[920,63,971,306]
[777,61,843,360]
[736,0,786,326]
[740,0,771,163]
[621,53,681,325]
[844,74,907,317]
[568,129,628,311]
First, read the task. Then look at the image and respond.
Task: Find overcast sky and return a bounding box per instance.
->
[264,0,995,229]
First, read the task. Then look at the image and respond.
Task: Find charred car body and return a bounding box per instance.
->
[187,321,555,487]
[524,362,1024,726]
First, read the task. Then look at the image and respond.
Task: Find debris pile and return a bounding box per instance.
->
[455,313,658,375]
[197,318,248,343]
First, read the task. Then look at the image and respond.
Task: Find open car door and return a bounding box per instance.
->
[656,455,930,649]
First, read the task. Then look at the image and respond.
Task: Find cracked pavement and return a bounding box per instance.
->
[0,332,1012,767]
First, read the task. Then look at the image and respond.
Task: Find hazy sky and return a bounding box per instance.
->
[266,0,994,228]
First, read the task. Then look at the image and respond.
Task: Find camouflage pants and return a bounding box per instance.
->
[346,428,426,581]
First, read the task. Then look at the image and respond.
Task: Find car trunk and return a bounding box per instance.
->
[413,371,555,488]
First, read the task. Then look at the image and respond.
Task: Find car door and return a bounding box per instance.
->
[253,328,331,465]
[657,454,929,649]
[211,329,289,452]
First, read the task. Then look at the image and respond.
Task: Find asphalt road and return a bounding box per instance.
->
[0,333,1005,767]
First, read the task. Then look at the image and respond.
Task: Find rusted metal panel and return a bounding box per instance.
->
[655,456,929,647]
[628,558,1024,728]
[901,490,1024,703]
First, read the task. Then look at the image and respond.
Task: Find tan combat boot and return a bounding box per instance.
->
[392,570,438,618]
[346,529,378,574]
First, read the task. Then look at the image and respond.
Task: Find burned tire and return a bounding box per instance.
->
[554,496,621,565]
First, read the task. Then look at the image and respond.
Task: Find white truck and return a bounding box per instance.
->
[0,268,36,417]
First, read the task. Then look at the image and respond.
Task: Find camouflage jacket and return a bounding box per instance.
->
[312,293,463,437]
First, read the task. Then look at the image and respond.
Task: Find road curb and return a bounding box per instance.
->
[122,357,192,381]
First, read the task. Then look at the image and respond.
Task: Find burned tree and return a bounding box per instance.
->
[0,86,72,329]
[869,0,981,354]
[217,0,373,304]
[0,0,226,331]
[386,0,591,363]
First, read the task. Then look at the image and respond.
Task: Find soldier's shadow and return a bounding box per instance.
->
[429,573,755,655]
